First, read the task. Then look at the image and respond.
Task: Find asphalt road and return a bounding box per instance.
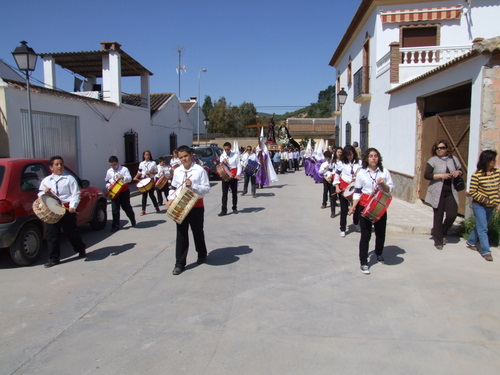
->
[1,171,499,374]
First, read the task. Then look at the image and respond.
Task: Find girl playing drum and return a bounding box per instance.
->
[348,148,394,275]
[134,150,160,215]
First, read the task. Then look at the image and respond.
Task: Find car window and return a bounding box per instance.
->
[193,148,212,157]
[21,164,48,192]
[63,167,82,188]
[215,149,222,157]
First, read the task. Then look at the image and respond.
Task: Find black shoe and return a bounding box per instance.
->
[197,255,207,264]
[253,195,257,198]
[78,250,87,259]
[218,211,227,217]
[330,213,335,218]
[241,193,246,196]
[172,266,184,275]
[233,209,238,214]
[44,260,60,268]
[131,221,136,227]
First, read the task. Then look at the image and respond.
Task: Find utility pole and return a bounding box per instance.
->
[177,46,185,99]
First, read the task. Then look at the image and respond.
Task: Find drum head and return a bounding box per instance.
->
[137,178,151,188]
[42,195,66,214]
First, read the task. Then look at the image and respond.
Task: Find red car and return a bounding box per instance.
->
[0,158,108,266]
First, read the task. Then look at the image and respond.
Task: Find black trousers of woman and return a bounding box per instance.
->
[141,189,159,211]
[175,206,207,268]
[432,190,458,246]
[359,211,387,266]
[339,194,360,231]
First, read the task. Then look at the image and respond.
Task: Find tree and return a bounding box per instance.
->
[318,85,336,103]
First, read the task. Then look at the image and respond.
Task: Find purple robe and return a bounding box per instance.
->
[256,153,270,186]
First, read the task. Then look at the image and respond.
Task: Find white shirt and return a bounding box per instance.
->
[170,157,181,168]
[220,151,242,174]
[155,164,171,179]
[353,167,394,201]
[240,152,258,166]
[168,162,210,201]
[105,165,133,189]
[138,160,157,178]
[333,160,362,185]
[39,173,80,209]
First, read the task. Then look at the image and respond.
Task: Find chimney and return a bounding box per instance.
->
[190,96,197,102]
[101,41,122,104]
[101,42,122,51]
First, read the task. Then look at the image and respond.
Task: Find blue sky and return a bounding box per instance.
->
[0,0,360,114]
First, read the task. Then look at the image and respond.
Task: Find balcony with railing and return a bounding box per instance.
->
[353,67,371,103]
[382,43,473,84]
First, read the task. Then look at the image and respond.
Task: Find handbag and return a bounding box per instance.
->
[451,157,465,192]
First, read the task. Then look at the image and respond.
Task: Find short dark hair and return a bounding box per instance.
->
[362,147,384,171]
[109,155,118,163]
[158,156,165,163]
[476,149,498,174]
[324,150,332,159]
[49,156,64,166]
[223,142,231,148]
[177,145,192,155]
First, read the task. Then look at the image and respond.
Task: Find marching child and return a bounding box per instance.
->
[155,156,171,206]
[319,150,336,218]
[105,156,136,232]
[134,150,160,215]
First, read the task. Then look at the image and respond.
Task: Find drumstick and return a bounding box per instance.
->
[42,184,79,213]
[172,174,193,194]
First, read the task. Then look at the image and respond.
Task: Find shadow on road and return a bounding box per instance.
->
[203,245,253,266]
[85,242,137,261]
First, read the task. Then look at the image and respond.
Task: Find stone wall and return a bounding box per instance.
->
[481,63,500,167]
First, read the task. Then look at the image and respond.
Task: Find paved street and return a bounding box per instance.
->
[1,170,499,374]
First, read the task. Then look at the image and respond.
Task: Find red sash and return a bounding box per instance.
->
[194,198,204,208]
[339,179,349,190]
[359,193,371,207]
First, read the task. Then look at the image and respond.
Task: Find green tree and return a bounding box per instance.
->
[318,85,335,103]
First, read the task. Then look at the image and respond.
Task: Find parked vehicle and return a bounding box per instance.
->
[0,158,108,266]
[161,154,210,177]
[191,146,223,178]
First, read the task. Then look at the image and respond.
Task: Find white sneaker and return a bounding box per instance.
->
[340,231,346,237]
[354,224,361,232]
[360,265,370,274]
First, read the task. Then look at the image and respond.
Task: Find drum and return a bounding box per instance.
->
[166,187,200,224]
[342,181,356,201]
[137,178,154,193]
[32,195,66,224]
[362,189,393,223]
[155,175,168,190]
[106,180,125,199]
[244,159,260,176]
[216,164,234,182]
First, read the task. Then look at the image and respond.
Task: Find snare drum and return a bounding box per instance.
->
[244,159,260,176]
[32,195,66,224]
[137,178,154,193]
[361,189,392,223]
[342,181,356,201]
[216,164,234,182]
[155,175,168,190]
[106,180,125,199]
[166,187,200,224]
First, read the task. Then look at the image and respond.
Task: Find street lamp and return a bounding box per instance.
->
[204,118,210,146]
[337,87,348,147]
[197,68,207,145]
[12,41,38,158]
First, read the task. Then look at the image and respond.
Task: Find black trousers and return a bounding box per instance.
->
[243,172,256,196]
[175,206,207,268]
[156,183,169,206]
[47,211,86,262]
[339,194,360,231]
[432,190,458,246]
[359,210,387,266]
[221,178,238,213]
[111,189,136,228]
[141,188,159,211]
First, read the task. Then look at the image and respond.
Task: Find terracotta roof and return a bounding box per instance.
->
[180,101,196,113]
[39,48,153,78]
[3,78,117,107]
[122,93,174,114]
[386,37,500,93]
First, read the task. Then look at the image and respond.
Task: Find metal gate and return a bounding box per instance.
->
[419,109,470,215]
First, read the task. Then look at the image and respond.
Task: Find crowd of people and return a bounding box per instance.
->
[38,139,499,275]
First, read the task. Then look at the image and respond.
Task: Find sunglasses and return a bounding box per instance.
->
[436,146,447,150]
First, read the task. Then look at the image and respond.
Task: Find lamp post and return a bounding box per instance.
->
[12,41,38,158]
[204,118,210,146]
[197,68,207,145]
[337,87,348,147]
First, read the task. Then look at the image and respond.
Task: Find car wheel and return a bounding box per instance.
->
[90,201,107,230]
[9,223,42,266]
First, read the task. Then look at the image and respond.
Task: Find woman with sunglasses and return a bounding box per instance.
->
[424,140,463,249]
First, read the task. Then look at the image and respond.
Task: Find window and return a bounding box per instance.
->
[21,164,47,192]
[401,26,438,63]
[124,130,138,164]
[169,132,178,154]
[345,122,352,146]
[347,61,352,86]
[360,116,369,152]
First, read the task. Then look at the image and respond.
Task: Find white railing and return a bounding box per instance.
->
[400,45,472,65]
[376,51,391,76]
